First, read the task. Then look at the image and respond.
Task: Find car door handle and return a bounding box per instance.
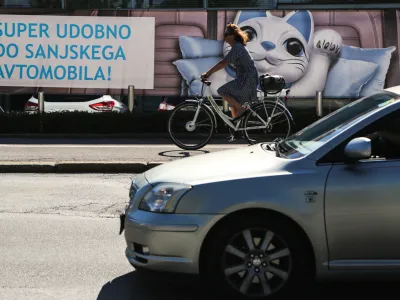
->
[304,191,317,196]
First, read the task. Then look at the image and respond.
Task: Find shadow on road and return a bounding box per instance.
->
[97,270,206,300]
[158,150,210,159]
[97,270,400,300]
[0,137,249,146]
[310,282,400,299]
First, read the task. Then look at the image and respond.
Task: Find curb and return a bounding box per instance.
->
[0,161,167,173]
[0,133,233,139]
[0,133,171,139]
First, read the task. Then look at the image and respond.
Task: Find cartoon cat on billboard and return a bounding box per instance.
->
[174,10,396,98]
[222,10,342,97]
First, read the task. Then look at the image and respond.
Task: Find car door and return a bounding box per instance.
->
[323,109,400,270]
[325,159,400,267]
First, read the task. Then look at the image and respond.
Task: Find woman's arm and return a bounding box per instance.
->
[203,59,228,78]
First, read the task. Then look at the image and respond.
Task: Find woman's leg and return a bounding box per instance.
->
[222,95,245,118]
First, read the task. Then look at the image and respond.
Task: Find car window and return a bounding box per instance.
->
[277,92,400,159]
[321,108,400,163]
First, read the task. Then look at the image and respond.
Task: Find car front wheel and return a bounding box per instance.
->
[201,214,314,299]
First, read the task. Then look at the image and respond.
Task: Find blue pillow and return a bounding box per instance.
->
[324,58,378,98]
[179,36,224,59]
[180,80,189,96]
[189,80,204,96]
[173,56,221,83]
[339,45,396,96]
[173,57,223,96]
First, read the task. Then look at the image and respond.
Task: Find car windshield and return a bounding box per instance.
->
[277,91,400,159]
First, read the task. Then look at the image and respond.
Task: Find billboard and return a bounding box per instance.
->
[173,10,396,99]
[0,9,397,100]
[0,15,155,89]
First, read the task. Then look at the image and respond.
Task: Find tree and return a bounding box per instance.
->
[64,0,108,9]
[208,0,269,8]
[29,0,61,8]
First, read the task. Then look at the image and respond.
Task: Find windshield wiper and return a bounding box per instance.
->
[262,143,281,157]
[278,141,289,153]
[274,143,281,157]
[266,141,281,157]
[275,140,291,158]
[263,143,274,151]
[263,138,287,158]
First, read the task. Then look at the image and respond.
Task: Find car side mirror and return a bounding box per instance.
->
[344,137,372,162]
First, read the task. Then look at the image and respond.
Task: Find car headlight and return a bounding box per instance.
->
[139,183,191,213]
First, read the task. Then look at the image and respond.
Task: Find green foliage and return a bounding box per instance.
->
[65,0,108,9]
[0,111,171,134]
[0,109,315,135]
[29,0,62,8]
[207,0,268,8]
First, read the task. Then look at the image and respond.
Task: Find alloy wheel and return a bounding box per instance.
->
[222,228,292,298]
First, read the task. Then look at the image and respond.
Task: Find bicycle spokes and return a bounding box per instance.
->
[243,102,291,144]
[168,102,214,150]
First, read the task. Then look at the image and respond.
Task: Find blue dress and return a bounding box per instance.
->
[217,42,259,105]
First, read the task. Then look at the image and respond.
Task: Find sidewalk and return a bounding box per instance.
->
[0,137,249,173]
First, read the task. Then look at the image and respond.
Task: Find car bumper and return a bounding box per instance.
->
[123,209,224,274]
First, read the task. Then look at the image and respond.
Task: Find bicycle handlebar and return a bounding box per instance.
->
[198,76,211,86]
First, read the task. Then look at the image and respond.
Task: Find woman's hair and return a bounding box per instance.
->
[225,23,248,45]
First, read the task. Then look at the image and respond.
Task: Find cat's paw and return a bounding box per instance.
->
[312,29,343,58]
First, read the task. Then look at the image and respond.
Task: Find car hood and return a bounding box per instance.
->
[144,144,288,185]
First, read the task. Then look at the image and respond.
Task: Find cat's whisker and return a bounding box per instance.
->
[278,58,303,62]
[288,62,305,70]
[288,62,305,68]
[295,67,305,73]
[304,50,311,62]
[278,58,306,68]
[277,58,306,65]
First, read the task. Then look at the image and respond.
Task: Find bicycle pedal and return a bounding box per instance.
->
[227,136,236,142]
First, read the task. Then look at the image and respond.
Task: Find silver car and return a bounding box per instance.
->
[121,89,400,299]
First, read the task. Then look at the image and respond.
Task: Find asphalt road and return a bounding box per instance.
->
[0,173,204,300]
[0,138,248,163]
[1,174,399,300]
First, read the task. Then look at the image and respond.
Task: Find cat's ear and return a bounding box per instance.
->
[234,10,268,24]
[265,11,274,17]
[284,10,314,43]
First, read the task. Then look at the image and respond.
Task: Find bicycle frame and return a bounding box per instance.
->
[188,77,291,132]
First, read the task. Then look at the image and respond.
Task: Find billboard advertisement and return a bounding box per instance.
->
[0,14,155,89]
[0,9,397,100]
[173,10,397,99]
[179,10,396,99]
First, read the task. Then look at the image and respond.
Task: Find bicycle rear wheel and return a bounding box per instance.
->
[243,102,291,145]
[168,102,214,150]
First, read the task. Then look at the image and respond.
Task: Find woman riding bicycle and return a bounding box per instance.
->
[201,23,259,121]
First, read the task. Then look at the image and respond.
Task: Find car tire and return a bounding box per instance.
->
[201,213,314,300]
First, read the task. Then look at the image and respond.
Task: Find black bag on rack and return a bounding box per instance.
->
[259,74,286,95]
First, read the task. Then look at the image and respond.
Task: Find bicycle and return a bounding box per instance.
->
[167,75,294,150]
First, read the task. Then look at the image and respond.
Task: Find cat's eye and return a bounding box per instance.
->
[283,38,304,57]
[240,26,257,42]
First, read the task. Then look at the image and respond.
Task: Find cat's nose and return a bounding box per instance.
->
[261,41,276,51]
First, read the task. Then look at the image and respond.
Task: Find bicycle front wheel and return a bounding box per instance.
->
[168,102,215,150]
[243,102,291,145]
